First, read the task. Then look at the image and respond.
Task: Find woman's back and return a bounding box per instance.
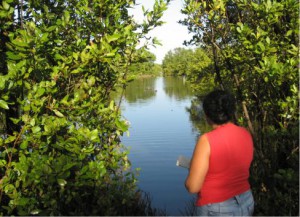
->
[197,123,253,206]
[185,89,255,216]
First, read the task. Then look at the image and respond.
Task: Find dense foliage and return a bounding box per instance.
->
[161,47,214,94]
[0,0,169,215]
[128,48,162,77]
[179,0,299,215]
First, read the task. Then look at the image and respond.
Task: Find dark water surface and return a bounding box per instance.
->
[120,76,200,215]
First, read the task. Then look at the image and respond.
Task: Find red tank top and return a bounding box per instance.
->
[196,123,253,206]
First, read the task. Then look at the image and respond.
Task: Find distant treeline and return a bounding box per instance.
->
[128,49,162,77]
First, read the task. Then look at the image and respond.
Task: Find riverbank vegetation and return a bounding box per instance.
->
[128,49,162,77]
[0,0,169,215]
[1,0,298,215]
[162,0,298,215]
[162,47,214,95]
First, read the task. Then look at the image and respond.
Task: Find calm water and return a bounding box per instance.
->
[120,76,200,215]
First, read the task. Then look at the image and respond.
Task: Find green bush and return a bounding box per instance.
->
[181,0,299,215]
[0,0,169,215]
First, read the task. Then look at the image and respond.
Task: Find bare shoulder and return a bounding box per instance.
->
[193,134,210,158]
[197,134,210,149]
[198,133,209,143]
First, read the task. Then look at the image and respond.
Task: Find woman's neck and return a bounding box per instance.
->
[212,122,231,129]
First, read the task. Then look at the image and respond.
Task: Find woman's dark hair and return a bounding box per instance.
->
[202,89,236,125]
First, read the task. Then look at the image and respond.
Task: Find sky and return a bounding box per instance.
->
[128,0,193,64]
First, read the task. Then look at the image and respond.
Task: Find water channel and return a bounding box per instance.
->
[119,76,201,215]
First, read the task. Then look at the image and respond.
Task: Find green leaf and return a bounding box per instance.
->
[71,69,80,74]
[0,77,5,90]
[46,26,57,32]
[109,100,114,110]
[36,87,45,97]
[57,179,67,187]
[30,209,40,215]
[285,30,293,37]
[61,95,69,105]
[90,129,99,141]
[105,52,116,57]
[32,126,41,133]
[2,1,10,10]
[5,135,16,143]
[54,53,64,60]
[256,42,265,53]
[0,159,7,167]
[11,38,29,47]
[64,11,70,23]
[152,37,162,46]
[87,76,95,86]
[116,120,128,132]
[40,33,49,42]
[4,184,15,193]
[72,52,79,60]
[264,77,269,82]
[53,109,64,117]
[20,141,28,149]
[0,100,9,110]
[107,33,121,42]
[30,118,35,126]
[9,118,20,124]
[6,51,22,60]
[80,50,91,61]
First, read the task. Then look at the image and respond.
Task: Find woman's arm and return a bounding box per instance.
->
[185,134,210,193]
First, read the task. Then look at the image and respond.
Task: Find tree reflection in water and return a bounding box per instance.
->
[123,77,157,104]
[163,76,193,101]
[186,97,212,134]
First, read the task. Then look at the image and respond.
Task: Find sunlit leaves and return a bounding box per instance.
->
[53,110,64,118]
[1,0,170,215]
[0,100,9,110]
[182,0,299,215]
[57,179,67,187]
[0,0,14,18]
[162,47,212,77]
[106,33,122,43]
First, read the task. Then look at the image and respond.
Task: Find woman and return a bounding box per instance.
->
[185,90,254,216]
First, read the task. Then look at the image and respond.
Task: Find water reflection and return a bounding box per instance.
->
[123,77,157,104]
[121,76,194,105]
[163,76,193,100]
[186,98,212,134]
[120,76,199,215]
